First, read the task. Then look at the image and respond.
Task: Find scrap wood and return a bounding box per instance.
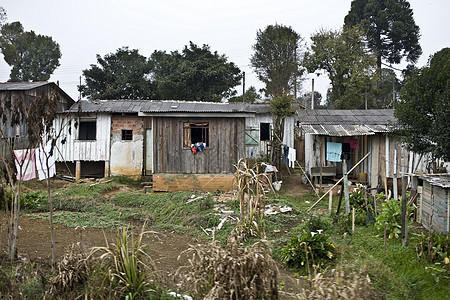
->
[89,179,113,187]
[307,152,371,213]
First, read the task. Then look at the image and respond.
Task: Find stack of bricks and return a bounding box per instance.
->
[153,174,235,192]
[111,116,144,135]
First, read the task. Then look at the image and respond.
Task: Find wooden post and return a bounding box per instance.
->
[75,160,81,182]
[401,175,408,246]
[328,191,333,213]
[319,140,323,193]
[352,207,355,233]
[343,158,350,214]
[307,152,371,213]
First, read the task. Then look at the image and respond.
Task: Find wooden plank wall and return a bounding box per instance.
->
[153,117,245,174]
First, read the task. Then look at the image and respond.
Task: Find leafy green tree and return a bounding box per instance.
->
[79,47,154,100]
[394,48,450,161]
[0,21,61,81]
[303,27,377,109]
[344,0,422,75]
[370,68,401,108]
[251,24,303,97]
[151,42,241,101]
[228,86,261,103]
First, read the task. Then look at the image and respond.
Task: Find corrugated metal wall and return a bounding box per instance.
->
[54,113,111,162]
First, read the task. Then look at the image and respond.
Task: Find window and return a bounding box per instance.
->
[260,123,270,141]
[183,122,209,147]
[78,120,96,140]
[122,129,133,140]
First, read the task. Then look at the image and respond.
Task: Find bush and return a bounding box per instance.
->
[412,231,450,282]
[301,214,333,233]
[375,198,413,239]
[282,230,335,271]
[22,190,47,210]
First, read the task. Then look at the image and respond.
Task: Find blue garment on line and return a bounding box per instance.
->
[326,142,342,162]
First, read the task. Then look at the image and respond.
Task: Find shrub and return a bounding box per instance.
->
[301,214,332,233]
[412,231,450,282]
[22,190,47,209]
[349,186,376,225]
[375,198,413,239]
[282,230,335,272]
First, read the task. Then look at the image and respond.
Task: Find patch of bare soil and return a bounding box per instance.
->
[278,170,312,197]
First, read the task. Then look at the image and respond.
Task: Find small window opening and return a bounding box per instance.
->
[79,121,96,140]
[122,129,133,140]
[183,122,209,147]
[260,123,270,141]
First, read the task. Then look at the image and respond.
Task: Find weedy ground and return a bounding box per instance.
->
[0,172,448,299]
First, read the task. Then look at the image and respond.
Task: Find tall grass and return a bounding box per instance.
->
[89,226,158,299]
[334,226,450,299]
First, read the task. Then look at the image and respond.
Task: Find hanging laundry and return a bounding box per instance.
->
[282,145,289,164]
[14,149,36,181]
[36,144,56,180]
[341,143,351,160]
[326,142,342,162]
[344,138,359,154]
[288,147,296,168]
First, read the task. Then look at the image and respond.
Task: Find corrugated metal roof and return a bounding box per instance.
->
[298,109,396,125]
[0,82,51,91]
[419,174,450,189]
[301,124,384,136]
[66,100,272,114]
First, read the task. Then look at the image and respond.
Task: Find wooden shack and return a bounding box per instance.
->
[0,81,74,152]
[56,100,259,191]
[419,174,450,233]
[297,109,421,197]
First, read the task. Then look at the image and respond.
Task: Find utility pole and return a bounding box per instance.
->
[365,89,368,110]
[311,78,315,110]
[294,48,297,100]
[79,76,82,101]
[242,72,245,103]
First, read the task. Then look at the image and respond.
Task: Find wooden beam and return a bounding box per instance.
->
[307,152,371,213]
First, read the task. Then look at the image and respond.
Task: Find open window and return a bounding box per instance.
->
[183,122,209,147]
[121,129,133,141]
[260,123,270,141]
[78,119,96,140]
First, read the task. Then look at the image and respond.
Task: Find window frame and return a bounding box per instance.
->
[121,129,133,141]
[183,122,209,148]
[78,119,97,141]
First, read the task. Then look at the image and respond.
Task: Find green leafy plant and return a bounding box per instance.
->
[281,230,335,272]
[21,190,47,209]
[349,186,376,225]
[375,198,413,239]
[90,226,158,299]
[412,231,450,283]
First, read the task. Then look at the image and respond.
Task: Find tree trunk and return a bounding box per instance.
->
[10,180,21,261]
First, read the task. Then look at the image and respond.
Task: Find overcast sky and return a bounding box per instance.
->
[1,0,449,102]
